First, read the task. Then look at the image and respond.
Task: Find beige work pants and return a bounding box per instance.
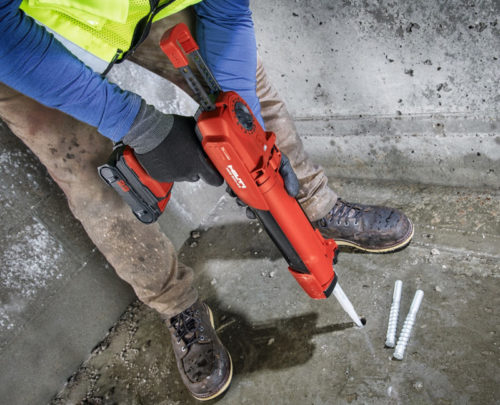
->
[0,10,336,318]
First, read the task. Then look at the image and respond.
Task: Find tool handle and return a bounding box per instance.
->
[159,22,198,68]
[160,23,221,111]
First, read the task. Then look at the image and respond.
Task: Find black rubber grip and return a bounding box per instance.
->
[252,208,309,274]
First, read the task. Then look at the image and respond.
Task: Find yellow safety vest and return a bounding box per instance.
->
[20,0,201,64]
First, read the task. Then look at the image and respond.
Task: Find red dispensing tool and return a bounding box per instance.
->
[160,23,339,299]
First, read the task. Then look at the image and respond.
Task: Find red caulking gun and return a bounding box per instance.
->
[99,23,362,327]
[160,24,362,326]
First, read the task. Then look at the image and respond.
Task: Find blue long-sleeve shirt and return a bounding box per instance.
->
[0,0,262,141]
[195,0,263,128]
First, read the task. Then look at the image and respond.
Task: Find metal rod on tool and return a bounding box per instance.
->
[178,65,216,111]
[191,50,222,94]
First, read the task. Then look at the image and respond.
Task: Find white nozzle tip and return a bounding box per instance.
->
[332,283,364,328]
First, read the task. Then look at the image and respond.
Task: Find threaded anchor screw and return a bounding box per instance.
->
[394,290,424,360]
[385,280,403,348]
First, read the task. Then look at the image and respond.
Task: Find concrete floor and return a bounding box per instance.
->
[51,179,500,405]
[1,0,499,404]
[0,122,137,404]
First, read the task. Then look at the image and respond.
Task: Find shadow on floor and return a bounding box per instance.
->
[210,306,357,376]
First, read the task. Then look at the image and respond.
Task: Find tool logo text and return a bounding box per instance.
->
[226,165,247,189]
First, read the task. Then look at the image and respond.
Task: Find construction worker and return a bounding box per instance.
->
[0,0,414,400]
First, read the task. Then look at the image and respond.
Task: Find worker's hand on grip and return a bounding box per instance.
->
[279,153,299,198]
[122,101,223,186]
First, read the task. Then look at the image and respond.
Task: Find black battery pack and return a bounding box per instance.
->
[98,144,173,224]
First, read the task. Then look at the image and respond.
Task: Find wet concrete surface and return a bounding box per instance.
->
[51,180,500,404]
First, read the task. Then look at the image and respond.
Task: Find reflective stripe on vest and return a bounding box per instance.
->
[20,0,202,63]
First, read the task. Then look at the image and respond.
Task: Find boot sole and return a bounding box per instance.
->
[192,306,233,402]
[335,220,415,253]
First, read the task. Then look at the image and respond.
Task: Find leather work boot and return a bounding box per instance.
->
[313,198,414,252]
[168,300,233,401]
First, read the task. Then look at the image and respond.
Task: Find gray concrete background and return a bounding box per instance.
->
[1,0,499,404]
[253,0,499,117]
[253,0,499,189]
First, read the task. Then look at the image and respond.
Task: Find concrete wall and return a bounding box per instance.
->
[252,0,499,188]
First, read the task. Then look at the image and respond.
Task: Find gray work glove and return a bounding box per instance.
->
[123,101,223,186]
[279,153,300,198]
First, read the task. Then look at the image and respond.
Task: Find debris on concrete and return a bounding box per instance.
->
[413,380,424,391]
[406,22,421,33]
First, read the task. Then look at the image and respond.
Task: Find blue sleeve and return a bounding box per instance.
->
[194,0,264,129]
[0,0,141,142]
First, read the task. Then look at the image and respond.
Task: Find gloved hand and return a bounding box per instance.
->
[122,101,223,186]
[279,153,300,198]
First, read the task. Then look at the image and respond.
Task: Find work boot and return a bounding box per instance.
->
[313,198,414,252]
[168,300,233,401]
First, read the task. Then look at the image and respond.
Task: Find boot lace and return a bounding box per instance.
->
[320,199,363,226]
[170,307,203,350]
